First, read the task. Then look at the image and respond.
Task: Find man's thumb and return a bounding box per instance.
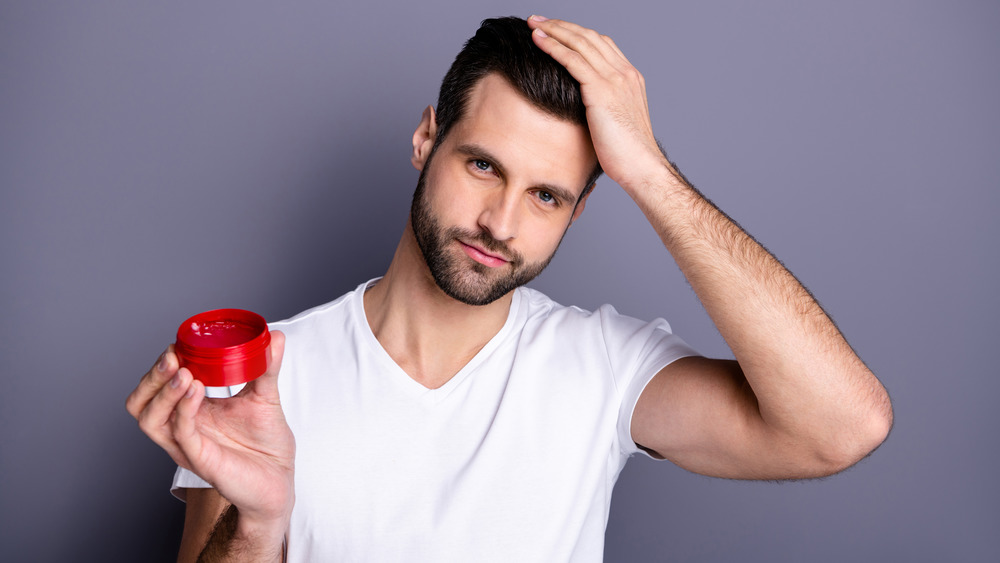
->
[252,330,285,399]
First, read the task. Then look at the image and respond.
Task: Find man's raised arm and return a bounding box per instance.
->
[527,15,892,480]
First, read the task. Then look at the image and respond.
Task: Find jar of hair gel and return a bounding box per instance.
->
[174,309,270,398]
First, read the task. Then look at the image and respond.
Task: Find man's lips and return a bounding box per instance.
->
[458,240,509,268]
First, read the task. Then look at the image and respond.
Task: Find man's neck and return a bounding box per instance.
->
[363,222,514,389]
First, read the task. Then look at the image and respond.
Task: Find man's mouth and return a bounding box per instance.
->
[458,240,510,268]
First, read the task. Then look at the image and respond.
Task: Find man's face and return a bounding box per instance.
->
[410,74,598,306]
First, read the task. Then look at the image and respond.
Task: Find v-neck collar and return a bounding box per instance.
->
[352,278,524,402]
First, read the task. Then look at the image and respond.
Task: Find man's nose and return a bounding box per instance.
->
[477,188,520,241]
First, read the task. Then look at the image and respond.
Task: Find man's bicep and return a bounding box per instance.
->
[177,487,229,563]
[630,356,781,479]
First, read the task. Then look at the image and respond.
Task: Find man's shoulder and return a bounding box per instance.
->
[269,279,372,333]
[517,285,686,348]
[517,285,591,320]
[516,285,651,333]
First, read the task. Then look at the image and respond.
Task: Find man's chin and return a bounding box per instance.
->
[434,272,513,307]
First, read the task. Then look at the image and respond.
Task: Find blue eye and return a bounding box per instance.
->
[536,191,554,203]
[473,159,492,172]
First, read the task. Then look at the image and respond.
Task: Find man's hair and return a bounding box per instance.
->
[434,16,603,199]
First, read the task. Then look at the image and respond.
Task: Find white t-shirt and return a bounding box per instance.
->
[173,280,697,561]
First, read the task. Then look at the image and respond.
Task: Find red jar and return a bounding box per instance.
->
[174,309,271,388]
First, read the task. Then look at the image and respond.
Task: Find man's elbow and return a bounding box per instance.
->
[818,394,894,476]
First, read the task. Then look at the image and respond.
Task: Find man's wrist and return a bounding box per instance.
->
[618,152,692,207]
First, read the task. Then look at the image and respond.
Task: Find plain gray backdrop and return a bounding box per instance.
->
[2,1,997,561]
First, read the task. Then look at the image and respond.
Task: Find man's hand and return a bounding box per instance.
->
[126,332,295,543]
[527,15,669,192]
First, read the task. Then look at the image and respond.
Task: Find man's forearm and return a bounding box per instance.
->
[197,504,286,563]
[523,15,890,471]
[628,157,892,462]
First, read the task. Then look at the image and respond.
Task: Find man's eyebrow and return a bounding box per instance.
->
[455,143,579,204]
[456,144,506,176]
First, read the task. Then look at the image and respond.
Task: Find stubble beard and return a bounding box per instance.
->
[410,164,561,306]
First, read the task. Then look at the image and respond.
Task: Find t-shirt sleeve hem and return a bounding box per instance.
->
[170,466,212,502]
[617,349,700,459]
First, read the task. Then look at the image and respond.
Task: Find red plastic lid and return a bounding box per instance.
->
[174,309,271,387]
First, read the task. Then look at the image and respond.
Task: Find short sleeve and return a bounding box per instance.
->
[170,466,212,501]
[597,305,700,457]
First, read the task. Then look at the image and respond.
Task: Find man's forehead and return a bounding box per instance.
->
[447,74,597,193]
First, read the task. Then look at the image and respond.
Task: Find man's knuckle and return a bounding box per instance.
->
[137,410,157,433]
[565,50,586,67]
[125,395,139,418]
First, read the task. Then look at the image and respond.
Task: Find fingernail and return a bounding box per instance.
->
[185,384,196,398]
[529,15,548,22]
[170,374,181,389]
[158,353,169,373]
[534,28,548,38]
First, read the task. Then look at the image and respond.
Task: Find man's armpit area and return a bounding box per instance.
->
[177,488,230,563]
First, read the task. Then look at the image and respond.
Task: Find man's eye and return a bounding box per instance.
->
[536,191,555,204]
[473,159,492,172]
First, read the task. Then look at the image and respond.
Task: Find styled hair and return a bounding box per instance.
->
[434,16,603,197]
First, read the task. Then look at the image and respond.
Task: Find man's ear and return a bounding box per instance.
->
[411,106,438,171]
[570,184,596,225]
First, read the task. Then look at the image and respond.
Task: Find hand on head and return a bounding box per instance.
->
[527,15,668,191]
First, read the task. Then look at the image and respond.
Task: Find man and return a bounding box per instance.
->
[127,16,892,562]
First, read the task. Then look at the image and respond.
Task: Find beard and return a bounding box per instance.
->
[410,164,562,306]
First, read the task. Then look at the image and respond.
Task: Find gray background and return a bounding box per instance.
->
[2,0,997,561]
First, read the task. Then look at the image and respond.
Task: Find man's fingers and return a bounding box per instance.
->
[531,28,599,83]
[173,378,207,466]
[530,24,606,80]
[528,16,625,77]
[529,16,609,55]
[135,367,196,458]
[601,33,628,60]
[125,346,178,419]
